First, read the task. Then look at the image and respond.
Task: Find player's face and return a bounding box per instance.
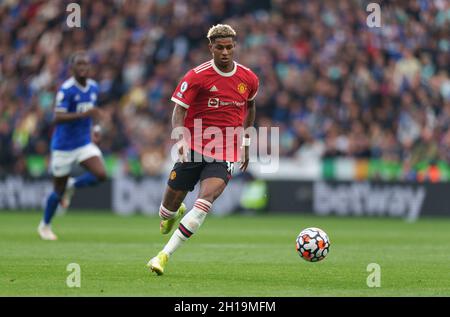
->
[209,37,235,68]
[72,55,90,79]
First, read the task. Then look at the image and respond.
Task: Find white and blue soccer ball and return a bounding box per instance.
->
[296,227,330,262]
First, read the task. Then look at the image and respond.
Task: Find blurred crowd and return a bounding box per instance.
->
[0,0,449,179]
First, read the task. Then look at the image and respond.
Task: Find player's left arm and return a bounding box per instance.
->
[240,99,255,172]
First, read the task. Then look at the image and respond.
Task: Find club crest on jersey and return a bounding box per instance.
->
[237,83,247,94]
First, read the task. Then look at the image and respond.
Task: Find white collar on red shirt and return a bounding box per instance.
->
[211,59,237,77]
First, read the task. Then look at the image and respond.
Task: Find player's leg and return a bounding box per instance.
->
[42,176,69,226]
[148,161,202,275]
[158,161,201,234]
[39,149,74,240]
[148,186,188,275]
[61,144,106,209]
[162,177,226,255]
[79,155,107,182]
[149,162,231,275]
[172,161,232,246]
[159,185,188,234]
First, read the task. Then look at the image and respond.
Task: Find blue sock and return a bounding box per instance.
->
[74,172,98,188]
[43,192,62,225]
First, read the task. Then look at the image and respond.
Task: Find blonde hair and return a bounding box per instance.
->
[207,24,236,43]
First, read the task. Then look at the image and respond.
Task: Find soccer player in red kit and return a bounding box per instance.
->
[147,24,259,275]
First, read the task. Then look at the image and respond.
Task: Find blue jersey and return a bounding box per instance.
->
[51,77,99,151]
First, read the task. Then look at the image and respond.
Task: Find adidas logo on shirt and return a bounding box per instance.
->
[209,86,218,92]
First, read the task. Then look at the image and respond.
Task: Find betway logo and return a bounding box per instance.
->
[112,177,244,216]
[313,182,426,221]
[0,177,52,209]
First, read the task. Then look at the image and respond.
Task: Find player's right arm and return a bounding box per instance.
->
[172,104,188,162]
[172,103,187,129]
[53,89,102,124]
[170,69,200,162]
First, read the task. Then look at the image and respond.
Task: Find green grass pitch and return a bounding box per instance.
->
[0,210,449,296]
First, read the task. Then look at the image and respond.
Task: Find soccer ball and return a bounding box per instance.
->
[296,227,330,262]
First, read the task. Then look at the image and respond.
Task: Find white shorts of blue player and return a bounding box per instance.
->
[50,143,102,177]
[38,142,105,241]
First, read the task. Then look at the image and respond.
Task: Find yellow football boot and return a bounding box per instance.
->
[147,251,169,275]
[160,203,186,234]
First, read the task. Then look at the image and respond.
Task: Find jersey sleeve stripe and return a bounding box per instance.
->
[54,107,68,113]
[194,64,212,73]
[194,61,210,69]
[171,96,190,109]
[194,61,212,71]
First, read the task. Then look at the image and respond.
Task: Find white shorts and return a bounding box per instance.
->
[50,143,102,177]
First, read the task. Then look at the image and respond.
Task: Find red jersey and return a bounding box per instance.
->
[171,60,259,162]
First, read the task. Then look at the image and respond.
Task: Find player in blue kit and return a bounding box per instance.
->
[38,51,107,240]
